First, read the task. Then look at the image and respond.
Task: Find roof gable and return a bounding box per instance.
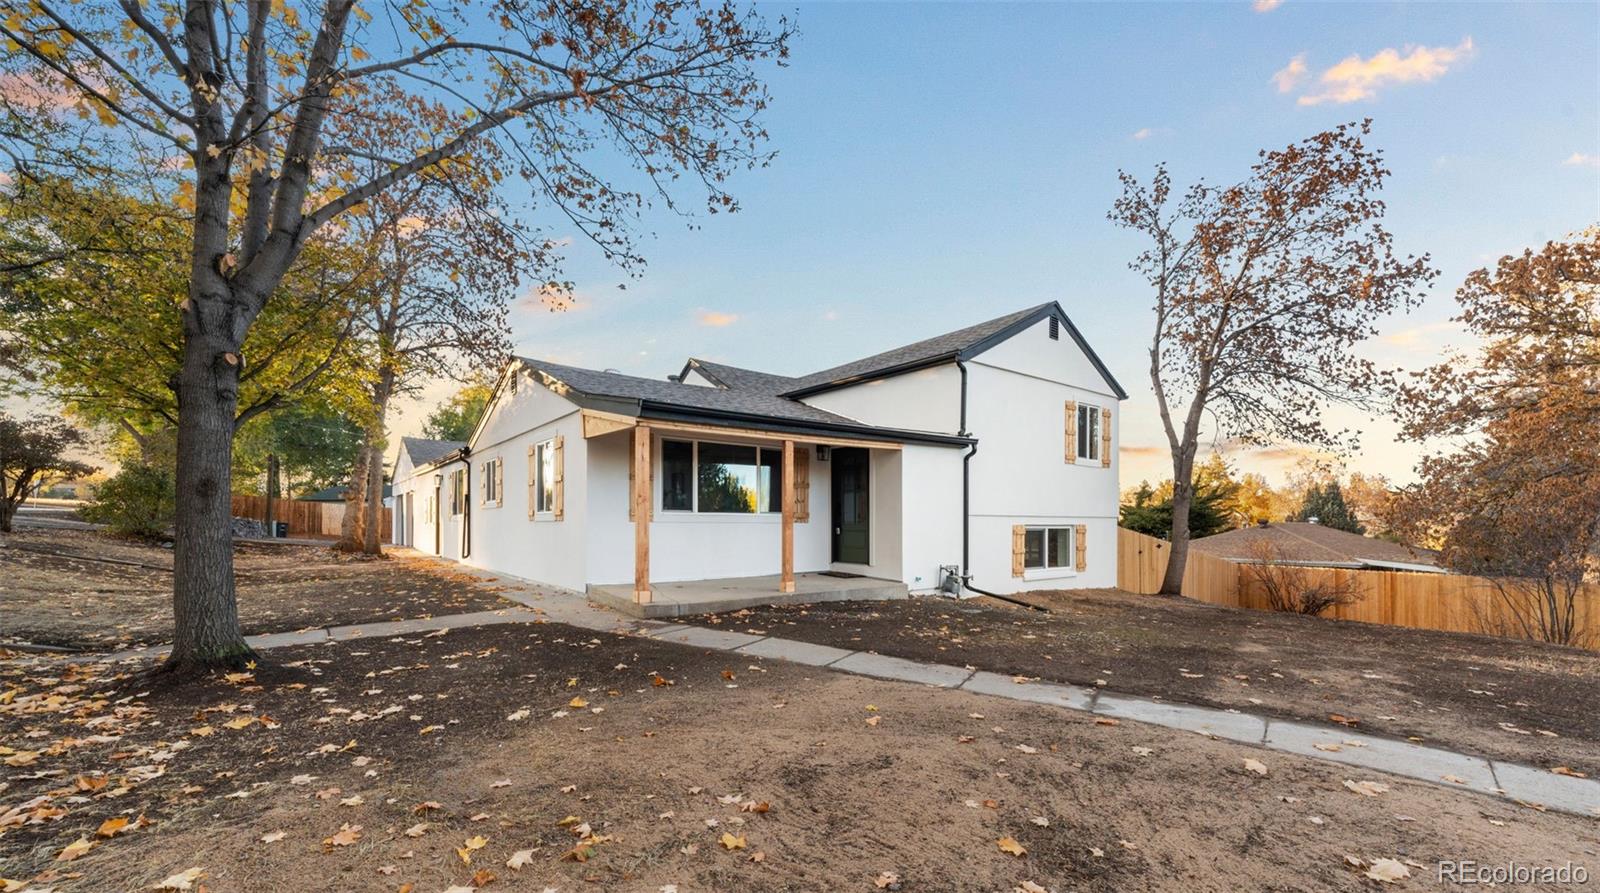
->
[780,302,1127,400]
[401,436,466,469]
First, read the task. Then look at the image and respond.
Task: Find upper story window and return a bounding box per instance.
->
[662,439,782,514]
[1076,403,1100,462]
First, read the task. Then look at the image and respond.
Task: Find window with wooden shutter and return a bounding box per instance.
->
[1075,524,1087,571]
[494,458,504,506]
[1011,525,1026,577]
[794,447,810,522]
[1100,408,1112,468]
[1064,401,1077,464]
[552,436,565,520]
[527,446,536,519]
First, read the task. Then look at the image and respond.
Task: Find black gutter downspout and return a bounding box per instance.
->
[956,358,1044,610]
[958,359,973,576]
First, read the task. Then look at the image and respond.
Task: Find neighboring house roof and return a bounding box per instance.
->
[400,436,466,471]
[1192,522,1442,573]
[780,302,1128,400]
[301,483,394,503]
[518,357,974,447]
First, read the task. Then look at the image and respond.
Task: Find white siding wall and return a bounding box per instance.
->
[461,374,588,591]
[897,443,965,594]
[964,316,1120,592]
[800,363,962,434]
[394,458,465,560]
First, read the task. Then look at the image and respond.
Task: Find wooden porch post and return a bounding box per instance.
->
[781,439,795,593]
[633,425,652,604]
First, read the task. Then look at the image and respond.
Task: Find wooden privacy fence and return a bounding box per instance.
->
[1116,527,1600,651]
[231,495,392,542]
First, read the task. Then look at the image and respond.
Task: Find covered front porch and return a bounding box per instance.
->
[579,407,929,615]
[587,571,909,619]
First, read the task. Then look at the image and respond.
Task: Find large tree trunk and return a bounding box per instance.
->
[1159,450,1196,596]
[335,446,370,551]
[360,374,393,555]
[169,325,253,670]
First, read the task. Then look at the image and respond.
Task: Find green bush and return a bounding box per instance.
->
[82,464,176,538]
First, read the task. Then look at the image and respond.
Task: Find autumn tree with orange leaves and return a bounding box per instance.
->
[0,0,791,671]
[1389,231,1599,646]
[1110,120,1435,595]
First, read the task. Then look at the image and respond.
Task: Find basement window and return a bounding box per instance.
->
[1024,527,1074,571]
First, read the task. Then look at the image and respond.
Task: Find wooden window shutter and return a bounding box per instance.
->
[552,436,565,520]
[1075,524,1087,572]
[527,445,536,519]
[494,459,504,506]
[793,447,810,522]
[479,463,488,504]
[1064,401,1077,464]
[1100,408,1112,468]
[1011,525,1026,578]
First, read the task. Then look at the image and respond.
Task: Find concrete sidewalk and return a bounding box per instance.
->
[81,559,1600,819]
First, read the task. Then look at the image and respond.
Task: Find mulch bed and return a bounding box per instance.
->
[693,589,1600,775]
[2,622,1594,892]
[0,529,517,651]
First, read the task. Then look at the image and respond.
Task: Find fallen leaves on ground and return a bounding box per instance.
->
[996,836,1027,857]
[1343,780,1389,797]
[323,822,362,848]
[1242,758,1269,776]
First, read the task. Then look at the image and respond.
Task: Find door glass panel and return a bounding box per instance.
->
[662,440,693,510]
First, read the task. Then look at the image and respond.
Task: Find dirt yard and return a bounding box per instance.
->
[694,589,1600,776]
[3,622,1596,893]
[0,529,516,650]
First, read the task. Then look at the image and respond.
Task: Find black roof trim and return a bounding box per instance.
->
[781,302,1128,401]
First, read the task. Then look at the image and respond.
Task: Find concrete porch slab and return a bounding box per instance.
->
[588,572,908,619]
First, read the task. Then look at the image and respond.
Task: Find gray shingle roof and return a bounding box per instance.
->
[784,303,1051,394]
[1192,522,1440,570]
[401,436,465,469]
[679,359,801,394]
[517,358,972,446]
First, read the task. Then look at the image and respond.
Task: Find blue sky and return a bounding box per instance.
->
[395,1,1600,487]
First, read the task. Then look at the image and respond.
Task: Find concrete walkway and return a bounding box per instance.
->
[84,561,1600,819]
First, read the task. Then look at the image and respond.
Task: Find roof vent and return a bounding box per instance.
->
[1048,317,1060,340]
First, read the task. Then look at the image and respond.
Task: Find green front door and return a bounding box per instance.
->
[832,448,870,564]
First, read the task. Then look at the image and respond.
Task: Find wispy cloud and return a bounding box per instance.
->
[697,310,739,327]
[1119,444,1167,459]
[1292,38,1475,106]
[1378,320,1464,351]
[1272,54,1308,93]
[1131,127,1154,141]
[1563,152,1600,169]
[821,309,839,322]
[1253,0,1284,12]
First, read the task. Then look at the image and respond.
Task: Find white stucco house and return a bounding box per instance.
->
[391,302,1126,615]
